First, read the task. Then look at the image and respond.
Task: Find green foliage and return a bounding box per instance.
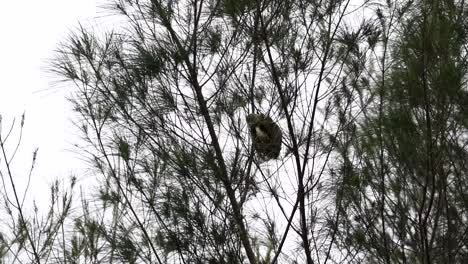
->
[331,0,468,262]
[118,138,131,161]
[0,234,6,260]
[115,232,139,263]
[136,45,165,77]
[34,0,468,263]
[69,235,85,262]
[218,0,256,19]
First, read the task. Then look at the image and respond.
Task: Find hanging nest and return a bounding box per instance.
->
[246,113,282,160]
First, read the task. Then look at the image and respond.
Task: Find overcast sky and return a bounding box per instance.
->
[0,1,109,207]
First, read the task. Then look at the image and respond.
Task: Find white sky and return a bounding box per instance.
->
[0,1,109,208]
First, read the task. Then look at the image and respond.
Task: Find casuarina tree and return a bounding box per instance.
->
[331,0,468,263]
[50,0,365,263]
[39,0,468,263]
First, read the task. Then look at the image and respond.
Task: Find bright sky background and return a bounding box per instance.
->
[0,1,110,208]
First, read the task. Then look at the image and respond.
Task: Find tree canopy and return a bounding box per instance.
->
[0,0,466,263]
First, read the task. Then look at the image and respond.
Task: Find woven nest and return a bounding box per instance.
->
[246,114,282,160]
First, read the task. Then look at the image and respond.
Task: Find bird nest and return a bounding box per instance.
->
[246,114,282,161]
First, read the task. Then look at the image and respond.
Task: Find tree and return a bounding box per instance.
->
[0,114,75,264]
[37,0,468,263]
[331,0,468,263]
[51,0,360,263]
